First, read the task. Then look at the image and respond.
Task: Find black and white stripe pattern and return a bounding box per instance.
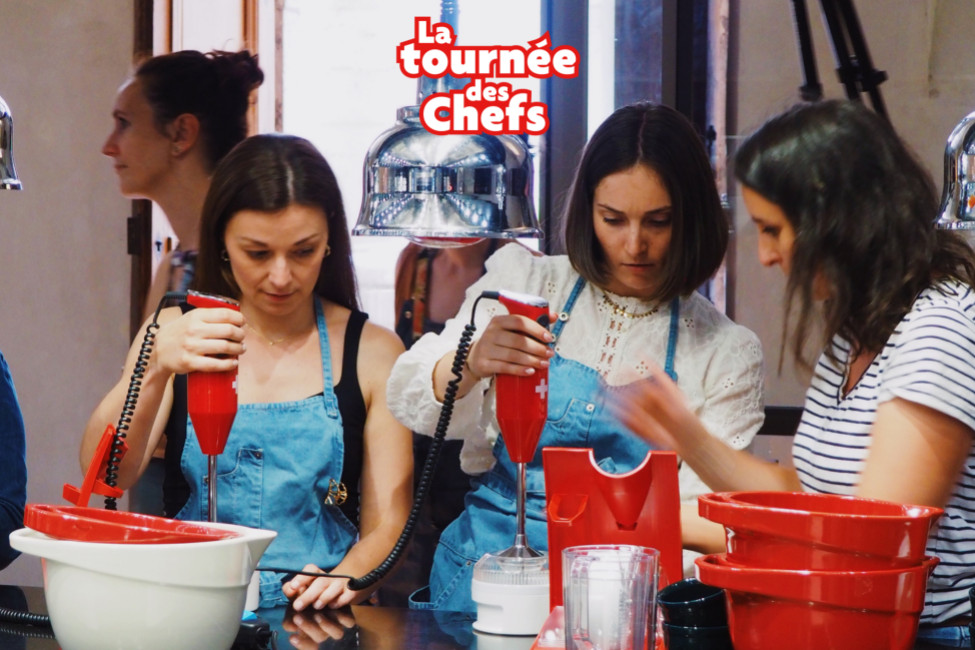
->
[793,280,975,624]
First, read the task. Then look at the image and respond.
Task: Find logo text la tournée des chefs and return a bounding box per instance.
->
[397,18,580,136]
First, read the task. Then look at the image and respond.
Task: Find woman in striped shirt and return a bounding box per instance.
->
[616,99,975,644]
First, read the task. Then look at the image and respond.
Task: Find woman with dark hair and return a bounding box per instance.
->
[103,49,265,516]
[387,102,765,613]
[82,134,412,611]
[103,49,265,312]
[616,100,975,644]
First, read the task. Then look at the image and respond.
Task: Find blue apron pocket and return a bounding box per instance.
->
[426,541,477,612]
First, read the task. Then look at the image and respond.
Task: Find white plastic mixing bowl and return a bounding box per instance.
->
[9,521,276,650]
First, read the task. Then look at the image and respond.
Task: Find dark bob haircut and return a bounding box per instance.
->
[562,102,727,302]
[735,99,975,367]
[193,133,359,311]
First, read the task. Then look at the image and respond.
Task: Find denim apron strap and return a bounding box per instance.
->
[316,299,340,419]
[664,297,680,383]
[556,279,680,382]
[552,276,586,340]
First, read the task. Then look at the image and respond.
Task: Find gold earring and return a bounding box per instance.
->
[324,245,332,258]
[221,250,229,262]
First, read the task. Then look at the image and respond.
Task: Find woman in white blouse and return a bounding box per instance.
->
[386,102,765,613]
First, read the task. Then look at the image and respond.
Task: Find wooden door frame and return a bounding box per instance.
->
[129,0,155,340]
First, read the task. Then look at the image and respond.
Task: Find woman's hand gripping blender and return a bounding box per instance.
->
[79,293,246,497]
[447,291,555,401]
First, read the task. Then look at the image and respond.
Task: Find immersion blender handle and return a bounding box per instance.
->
[186,291,240,311]
[495,290,550,329]
[185,291,241,456]
[492,290,550,465]
[185,292,241,523]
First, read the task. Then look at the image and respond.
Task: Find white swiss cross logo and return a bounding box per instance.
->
[232,376,238,394]
[535,377,548,401]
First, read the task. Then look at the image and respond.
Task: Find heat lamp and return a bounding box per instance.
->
[0,93,22,190]
[936,109,975,242]
[352,1,541,248]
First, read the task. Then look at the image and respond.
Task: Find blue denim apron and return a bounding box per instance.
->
[176,299,357,607]
[915,624,971,647]
[413,277,680,612]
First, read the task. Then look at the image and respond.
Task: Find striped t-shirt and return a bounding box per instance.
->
[793,279,975,624]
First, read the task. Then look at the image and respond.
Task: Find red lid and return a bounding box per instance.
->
[24,504,238,544]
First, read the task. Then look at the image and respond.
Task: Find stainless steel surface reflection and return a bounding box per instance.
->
[0,586,954,649]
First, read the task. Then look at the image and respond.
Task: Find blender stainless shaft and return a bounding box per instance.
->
[497,461,542,558]
[207,456,218,522]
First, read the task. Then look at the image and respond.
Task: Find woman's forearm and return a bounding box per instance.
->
[432,347,486,402]
[80,363,172,489]
[680,501,726,555]
[680,431,801,494]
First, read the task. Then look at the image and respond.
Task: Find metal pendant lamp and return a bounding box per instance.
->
[352,2,540,248]
[0,94,22,190]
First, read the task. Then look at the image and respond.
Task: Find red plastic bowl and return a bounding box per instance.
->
[24,504,239,544]
[698,491,943,570]
[695,553,938,650]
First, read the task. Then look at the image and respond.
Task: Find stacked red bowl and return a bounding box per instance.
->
[694,491,943,650]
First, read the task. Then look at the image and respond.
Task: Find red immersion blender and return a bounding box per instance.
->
[493,290,550,558]
[185,291,240,522]
[471,290,553,636]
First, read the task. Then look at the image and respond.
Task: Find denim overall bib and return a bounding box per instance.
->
[415,277,680,613]
[176,299,358,607]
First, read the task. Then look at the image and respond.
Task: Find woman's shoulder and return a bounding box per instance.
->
[895,279,975,340]
[357,313,407,362]
[485,240,544,266]
[915,278,975,311]
[484,243,574,292]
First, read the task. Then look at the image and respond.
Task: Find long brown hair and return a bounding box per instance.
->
[735,100,975,368]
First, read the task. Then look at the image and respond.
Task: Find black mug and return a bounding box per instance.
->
[657,578,728,628]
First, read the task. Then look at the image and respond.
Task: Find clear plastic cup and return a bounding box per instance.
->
[563,545,659,650]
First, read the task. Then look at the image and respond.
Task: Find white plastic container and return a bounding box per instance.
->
[471,553,550,636]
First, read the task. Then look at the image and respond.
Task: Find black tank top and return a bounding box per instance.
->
[163,310,368,525]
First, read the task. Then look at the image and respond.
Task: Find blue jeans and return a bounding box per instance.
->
[915,624,971,647]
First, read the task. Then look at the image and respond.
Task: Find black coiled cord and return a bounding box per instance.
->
[346,297,485,591]
[103,293,184,510]
[0,607,52,631]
